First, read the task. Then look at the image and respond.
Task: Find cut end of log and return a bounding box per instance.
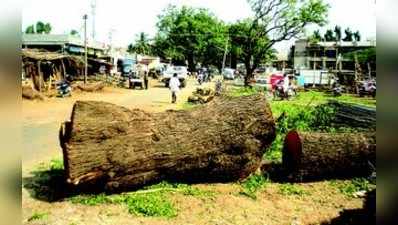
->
[282,131,302,170]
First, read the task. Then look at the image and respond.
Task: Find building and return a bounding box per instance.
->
[290,39,376,71]
[22,34,107,58]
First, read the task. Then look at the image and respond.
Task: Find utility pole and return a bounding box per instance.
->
[83,14,88,85]
[91,0,97,40]
[221,36,229,73]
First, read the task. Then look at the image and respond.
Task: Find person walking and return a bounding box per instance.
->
[143,70,149,89]
[169,73,180,103]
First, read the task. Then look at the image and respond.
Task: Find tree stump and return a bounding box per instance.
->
[60,94,276,191]
[283,131,376,181]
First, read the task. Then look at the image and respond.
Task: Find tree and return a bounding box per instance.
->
[343,28,353,42]
[334,25,342,42]
[354,30,361,42]
[310,29,322,43]
[324,29,335,42]
[229,19,277,81]
[128,32,151,55]
[25,25,35,34]
[35,21,45,34]
[43,23,52,34]
[241,0,329,85]
[70,29,79,36]
[153,5,228,71]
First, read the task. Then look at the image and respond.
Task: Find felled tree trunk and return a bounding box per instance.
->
[59,94,276,191]
[283,131,375,181]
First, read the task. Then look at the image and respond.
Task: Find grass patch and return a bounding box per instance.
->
[278,183,308,196]
[329,178,375,198]
[239,174,269,199]
[23,158,65,201]
[181,102,199,110]
[27,211,48,222]
[228,86,259,97]
[69,181,215,218]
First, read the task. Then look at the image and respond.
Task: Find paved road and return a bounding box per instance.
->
[22,77,213,169]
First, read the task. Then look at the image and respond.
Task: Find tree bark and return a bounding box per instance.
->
[60,94,276,191]
[283,131,375,181]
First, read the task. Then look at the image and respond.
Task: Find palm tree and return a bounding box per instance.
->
[35,21,45,34]
[334,26,342,42]
[343,28,353,42]
[324,29,335,42]
[128,32,151,55]
[25,25,35,34]
[354,31,361,42]
[43,23,52,34]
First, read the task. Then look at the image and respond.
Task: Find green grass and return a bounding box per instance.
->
[23,158,65,201]
[278,183,308,196]
[329,178,376,198]
[27,211,48,222]
[239,174,269,199]
[228,86,259,97]
[69,181,215,218]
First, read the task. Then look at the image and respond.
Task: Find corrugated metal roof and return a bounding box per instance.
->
[22,34,106,50]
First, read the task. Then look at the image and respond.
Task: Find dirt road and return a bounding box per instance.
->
[22,77,211,169]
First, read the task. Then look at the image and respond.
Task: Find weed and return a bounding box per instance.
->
[229,87,258,97]
[239,174,269,199]
[23,158,65,201]
[329,178,375,197]
[69,181,215,217]
[124,192,177,218]
[27,211,48,222]
[278,183,308,196]
[70,193,110,206]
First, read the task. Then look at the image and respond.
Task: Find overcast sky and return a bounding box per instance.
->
[22,0,376,54]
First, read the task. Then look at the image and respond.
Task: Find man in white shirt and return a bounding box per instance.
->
[169,73,180,103]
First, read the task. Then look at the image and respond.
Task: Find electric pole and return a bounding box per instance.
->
[222,36,229,73]
[91,0,97,40]
[83,14,88,85]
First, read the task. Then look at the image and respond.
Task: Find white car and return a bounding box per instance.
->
[161,66,188,87]
[222,68,235,80]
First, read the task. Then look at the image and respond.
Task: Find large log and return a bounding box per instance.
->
[59,94,276,191]
[283,131,375,181]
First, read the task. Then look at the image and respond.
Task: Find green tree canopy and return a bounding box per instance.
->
[25,25,35,34]
[237,0,329,85]
[70,29,79,36]
[343,28,353,42]
[324,29,335,42]
[153,5,228,71]
[128,32,152,55]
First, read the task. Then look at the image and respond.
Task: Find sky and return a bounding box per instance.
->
[22,0,376,54]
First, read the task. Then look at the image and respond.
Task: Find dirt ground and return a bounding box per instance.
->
[22,77,363,225]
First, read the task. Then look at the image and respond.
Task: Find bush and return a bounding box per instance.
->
[239,174,269,199]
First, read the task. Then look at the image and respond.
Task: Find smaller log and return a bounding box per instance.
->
[75,82,105,92]
[22,85,45,100]
[283,131,375,181]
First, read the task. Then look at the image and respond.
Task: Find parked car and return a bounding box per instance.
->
[161,66,188,87]
[222,68,235,80]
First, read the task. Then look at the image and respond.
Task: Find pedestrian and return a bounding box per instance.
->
[143,70,149,89]
[169,73,180,103]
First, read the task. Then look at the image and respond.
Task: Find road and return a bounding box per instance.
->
[22,77,213,170]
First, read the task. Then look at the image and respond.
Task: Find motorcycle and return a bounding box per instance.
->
[273,80,296,100]
[56,80,72,97]
[358,79,376,98]
[332,82,344,97]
